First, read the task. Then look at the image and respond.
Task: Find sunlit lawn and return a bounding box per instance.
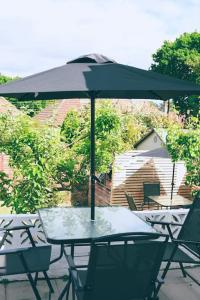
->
[0,192,71,215]
[0,202,11,214]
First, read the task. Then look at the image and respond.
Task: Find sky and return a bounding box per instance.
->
[0,0,199,77]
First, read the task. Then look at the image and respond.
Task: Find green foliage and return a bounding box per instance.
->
[61,101,177,190]
[0,113,64,213]
[167,116,200,187]
[0,74,14,85]
[61,101,125,177]
[12,100,55,117]
[0,172,12,205]
[0,99,181,213]
[151,32,200,117]
[121,114,147,146]
[122,105,179,148]
[0,102,127,213]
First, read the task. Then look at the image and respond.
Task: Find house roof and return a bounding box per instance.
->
[0,97,22,116]
[134,129,154,148]
[134,128,168,148]
[33,99,81,126]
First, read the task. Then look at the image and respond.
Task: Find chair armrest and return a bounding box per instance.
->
[146,217,183,227]
[0,224,36,247]
[0,247,30,255]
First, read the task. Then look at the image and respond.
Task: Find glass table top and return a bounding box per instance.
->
[38,207,156,244]
[149,195,192,207]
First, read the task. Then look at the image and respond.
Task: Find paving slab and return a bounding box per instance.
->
[0,268,200,300]
[160,281,200,300]
[0,280,61,300]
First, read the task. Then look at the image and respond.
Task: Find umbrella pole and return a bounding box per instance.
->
[170,162,175,204]
[90,96,95,221]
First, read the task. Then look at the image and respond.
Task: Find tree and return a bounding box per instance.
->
[0,100,180,213]
[167,117,200,189]
[0,113,65,213]
[151,32,200,117]
[60,100,178,191]
[61,101,125,182]
[0,74,14,85]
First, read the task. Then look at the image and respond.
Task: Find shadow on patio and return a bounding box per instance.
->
[1,266,200,299]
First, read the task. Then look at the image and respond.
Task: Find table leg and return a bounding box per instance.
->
[70,244,75,300]
[58,243,75,300]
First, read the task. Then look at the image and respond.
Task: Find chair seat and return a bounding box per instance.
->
[163,243,199,264]
[0,245,51,276]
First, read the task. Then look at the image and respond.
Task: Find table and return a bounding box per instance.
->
[39,207,157,299]
[38,206,156,244]
[148,195,192,208]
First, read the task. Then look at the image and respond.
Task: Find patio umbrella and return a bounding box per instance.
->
[0,53,200,220]
[170,162,176,203]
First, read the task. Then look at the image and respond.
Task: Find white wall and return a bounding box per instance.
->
[136,132,164,151]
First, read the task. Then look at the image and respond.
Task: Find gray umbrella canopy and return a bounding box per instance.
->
[0,53,200,100]
[0,53,200,220]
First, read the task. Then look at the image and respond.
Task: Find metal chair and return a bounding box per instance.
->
[143,182,160,209]
[147,192,200,292]
[65,232,168,300]
[0,224,53,300]
[125,191,138,211]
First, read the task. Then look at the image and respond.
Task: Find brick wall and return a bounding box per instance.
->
[88,181,111,206]
[0,154,13,178]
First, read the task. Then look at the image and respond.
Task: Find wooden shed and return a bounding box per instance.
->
[111,129,191,209]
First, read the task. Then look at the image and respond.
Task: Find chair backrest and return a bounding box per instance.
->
[0,245,51,276]
[82,232,168,300]
[124,192,137,211]
[178,192,200,255]
[143,182,160,204]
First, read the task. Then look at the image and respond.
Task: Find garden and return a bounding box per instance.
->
[0,32,199,214]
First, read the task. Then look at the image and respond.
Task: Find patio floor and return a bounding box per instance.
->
[1,267,200,299]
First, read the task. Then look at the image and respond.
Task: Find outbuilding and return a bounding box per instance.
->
[111,128,191,209]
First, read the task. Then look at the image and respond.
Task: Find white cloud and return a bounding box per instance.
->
[0,0,199,76]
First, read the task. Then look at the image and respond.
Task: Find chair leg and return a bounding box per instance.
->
[34,272,38,285]
[179,263,187,277]
[26,272,42,300]
[43,271,54,293]
[155,261,172,295]
[66,275,71,300]
[20,252,41,299]
[58,278,71,300]
[72,279,76,300]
